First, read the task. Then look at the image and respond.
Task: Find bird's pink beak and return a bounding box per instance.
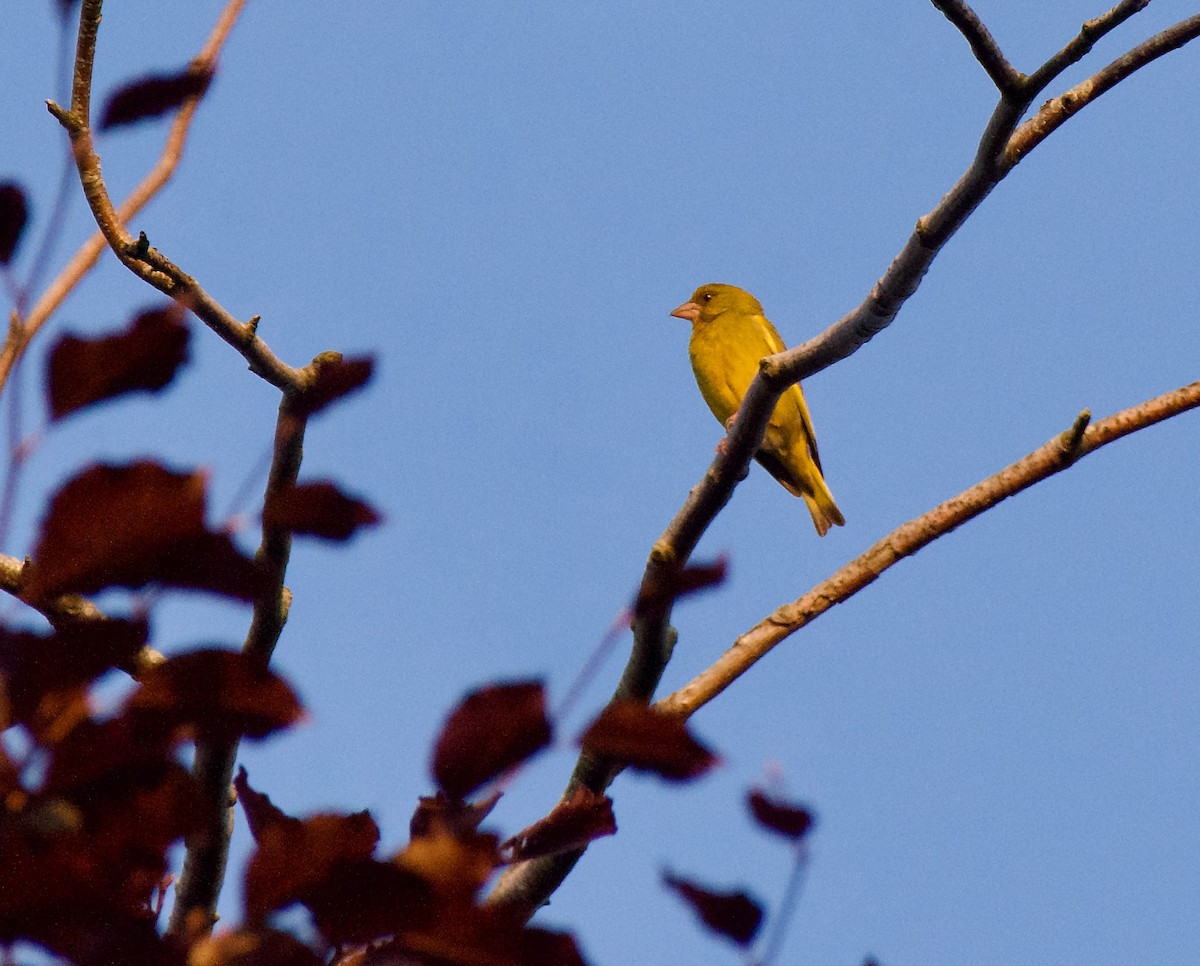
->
[671,300,700,321]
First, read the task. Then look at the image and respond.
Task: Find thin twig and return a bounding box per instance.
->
[0,552,165,675]
[658,380,1200,718]
[1007,14,1200,169]
[0,0,248,397]
[165,393,308,937]
[44,0,301,394]
[930,0,1024,93]
[1026,0,1152,94]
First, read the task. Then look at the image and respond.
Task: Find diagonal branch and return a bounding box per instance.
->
[930,0,1024,93]
[1026,0,1152,94]
[489,7,1200,920]
[659,379,1200,717]
[165,394,309,937]
[0,552,164,675]
[1007,14,1200,168]
[45,0,302,394]
[0,0,247,398]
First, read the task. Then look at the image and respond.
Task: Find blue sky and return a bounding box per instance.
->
[4,2,1199,964]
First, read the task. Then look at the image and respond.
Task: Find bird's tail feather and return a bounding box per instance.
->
[802,484,845,538]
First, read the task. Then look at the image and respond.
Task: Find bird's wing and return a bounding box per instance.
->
[754,314,824,475]
[751,314,788,356]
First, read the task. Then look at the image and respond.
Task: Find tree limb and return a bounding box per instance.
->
[45,0,301,394]
[165,394,308,937]
[659,380,1200,717]
[0,0,247,397]
[930,0,1023,93]
[1008,13,1200,168]
[488,6,1200,921]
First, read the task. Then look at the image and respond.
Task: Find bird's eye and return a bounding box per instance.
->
[701,293,712,302]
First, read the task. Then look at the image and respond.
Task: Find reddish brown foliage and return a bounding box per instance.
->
[100,66,214,130]
[579,700,719,782]
[22,461,261,603]
[47,305,190,421]
[662,870,764,947]
[431,681,552,800]
[262,480,381,541]
[747,788,815,842]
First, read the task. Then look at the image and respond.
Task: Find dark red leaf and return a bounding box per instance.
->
[22,461,260,602]
[244,810,381,923]
[409,789,501,840]
[635,555,728,623]
[188,928,323,966]
[292,355,374,416]
[43,716,176,802]
[304,859,435,946]
[747,788,816,842]
[99,66,213,130]
[662,870,763,947]
[390,908,590,966]
[501,786,616,862]
[234,767,297,841]
[431,681,552,800]
[0,181,29,265]
[262,481,381,541]
[125,648,303,744]
[0,619,148,728]
[47,305,190,421]
[81,760,204,881]
[395,820,500,901]
[578,700,719,782]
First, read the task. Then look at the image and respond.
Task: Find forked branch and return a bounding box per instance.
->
[491,1,1200,920]
[659,380,1200,717]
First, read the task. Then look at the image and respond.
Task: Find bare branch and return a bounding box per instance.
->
[1007,14,1200,168]
[930,0,1024,93]
[1026,0,1152,94]
[45,0,301,394]
[658,380,1200,718]
[166,394,308,937]
[0,0,247,397]
[0,552,165,675]
[492,7,1200,919]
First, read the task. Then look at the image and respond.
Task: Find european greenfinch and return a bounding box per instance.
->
[671,283,845,536]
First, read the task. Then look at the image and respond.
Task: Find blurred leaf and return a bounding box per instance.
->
[501,786,616,862]
[244,810,381,923]
[0,181,28,265]
[0,619,147,730]
[292,355,374,416]
[43,716,175,794]
[431,681,552,800]
[662,870,763,947]
[299,858,434,947]
[262,481,381,541]
[22,461,260,602]
[47,305,189,421]
[390,910,590,966]
[99,66,213,130]
[634,555,728,623]
[578,700,719,782]
[188,928,323,966]
[125,648,303,744]
[747,788,815,842]
[396,819,500,900]
[409,789,501,840]
[234,766,297,841]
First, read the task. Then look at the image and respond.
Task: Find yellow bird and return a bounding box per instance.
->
[671,283,845,536]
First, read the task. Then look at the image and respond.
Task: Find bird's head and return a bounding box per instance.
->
[670,283,764,325]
